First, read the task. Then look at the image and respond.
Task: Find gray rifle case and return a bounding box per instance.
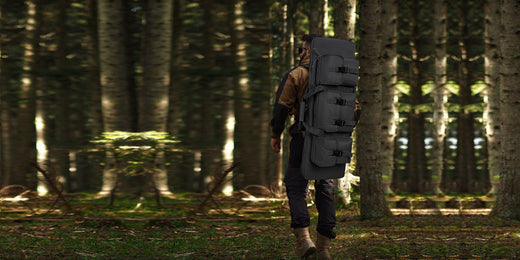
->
[299,37,359,180]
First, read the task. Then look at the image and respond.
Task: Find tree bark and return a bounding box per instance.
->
[331,0,356,41]
[358,0,391,219]
[380,0,398,195]
[140,0,174,196]
[406,0,427,193]
[231,0,255,188]
[431,0,447,195]
[199,0,218,192]
[140,0,172,132]
[491,0,520,219]
[98,0,131,132]
[13,0,42,186]
[86,0,103,136]
[0,5,10,186]
[484,0,501,195]
[98,0,132,194]
[309,0,325,35]
[455,0,477,193]
[168,0,184,135]
[331,0,358,204]
[53,0,71,192]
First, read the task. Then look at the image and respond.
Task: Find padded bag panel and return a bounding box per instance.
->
[311,37,356,59]
[311,134,352,167]
[301,134,347,180]
[315,55,359,86]
[313,90,357,133]
[308,37,356,93]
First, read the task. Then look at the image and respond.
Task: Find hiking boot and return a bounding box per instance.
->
[316,233,331,260]
[293,227,316,259]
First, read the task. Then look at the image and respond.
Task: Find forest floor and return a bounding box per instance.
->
[0,192,519,259]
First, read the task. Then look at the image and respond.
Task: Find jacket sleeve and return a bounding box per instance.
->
[270,70,299,138]
[270,104,289,138]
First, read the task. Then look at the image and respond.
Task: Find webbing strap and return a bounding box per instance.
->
[303,85,326,100]
[301,122,324,136]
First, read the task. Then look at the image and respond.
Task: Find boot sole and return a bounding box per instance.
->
[301,246,316,259]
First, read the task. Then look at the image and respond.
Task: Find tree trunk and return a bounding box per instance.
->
[357,0,391,219]
[281,0,296,180]
[140,0,173,196]
[431,0,447,195]
[86,0,103,136]
[456,0,477,193]
[231,0,255,188]
[247,0,272,186]
[484,0,501,195]
[53,0,71,192]
[13,0,42,186]
[309,0,325,35]
[331,0,356,41]
[491,0,520,219]
[140,0,172,132]
[199,0,219,192]
[332,0,358,204]
[98,0,132,194]
[0,5,10,186]
[406,0,427,193]
[168,0,184,135]
[380,0,398,195]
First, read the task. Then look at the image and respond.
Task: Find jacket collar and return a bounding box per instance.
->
[300,53,310,66]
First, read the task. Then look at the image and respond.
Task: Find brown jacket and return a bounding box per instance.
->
[270,55,310,138]
[277,54,310,121]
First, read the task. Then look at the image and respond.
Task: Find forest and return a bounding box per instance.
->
[0,0,520,218]
[0,0,520,258]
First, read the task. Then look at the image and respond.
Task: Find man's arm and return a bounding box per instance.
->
[270,71,299,152]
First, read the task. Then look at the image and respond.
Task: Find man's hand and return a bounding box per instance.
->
[271,137,281,153]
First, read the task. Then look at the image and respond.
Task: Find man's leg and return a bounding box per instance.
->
[314,179,335,259]
[284,134,315,257]
[314,179,336,238]
[284,134,310,229]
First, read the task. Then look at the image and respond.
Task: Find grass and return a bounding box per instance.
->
[0,192,519,259]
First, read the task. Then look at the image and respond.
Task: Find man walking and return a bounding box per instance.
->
[270,34,334,260]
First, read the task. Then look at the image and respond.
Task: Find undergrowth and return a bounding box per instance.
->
[0,192,519,259]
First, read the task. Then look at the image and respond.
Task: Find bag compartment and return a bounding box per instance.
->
[315,55,359,86]
[310,134,353,168]
[313,90,357,133]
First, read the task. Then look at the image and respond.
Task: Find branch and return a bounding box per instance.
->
[420,55,432,62]
[31,163,73,212]
[469,55,483,62]
[198,162,240,213]
[398,54,412,62]
[472,29,483,36]
[448,55,461,62]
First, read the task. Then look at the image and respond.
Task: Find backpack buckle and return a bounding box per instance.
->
[334,120,346,126]
[332,150,343,157]
[336,66,348,73]
[335,99,346,105]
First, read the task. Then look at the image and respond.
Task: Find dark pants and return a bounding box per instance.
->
[284,133,336,239]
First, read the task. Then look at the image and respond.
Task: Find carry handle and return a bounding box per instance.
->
[298,99,306,131]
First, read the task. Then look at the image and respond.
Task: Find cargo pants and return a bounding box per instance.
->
[284,131,336,239]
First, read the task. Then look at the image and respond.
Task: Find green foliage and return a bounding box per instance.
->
[0,193,519,259]
[445,80,460,95]
[395,80,411,96]
[421,81,436,96]
[91,131,180,176]
[91,131,179,146]
[472,80,487,96]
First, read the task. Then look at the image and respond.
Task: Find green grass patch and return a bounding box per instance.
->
[0,192,519,259]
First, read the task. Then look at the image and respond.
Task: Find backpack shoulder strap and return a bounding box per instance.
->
[275,66,300,103]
